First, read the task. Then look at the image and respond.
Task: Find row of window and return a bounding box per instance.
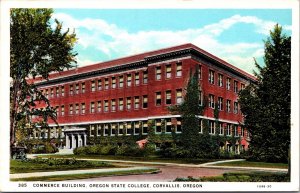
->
[208,94,239,114]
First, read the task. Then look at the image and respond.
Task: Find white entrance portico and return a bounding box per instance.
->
[64,127,87,149]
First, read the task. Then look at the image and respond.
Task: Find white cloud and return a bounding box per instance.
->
[52,13,290,74]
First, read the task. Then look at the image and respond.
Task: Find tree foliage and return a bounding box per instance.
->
[238,24,290,163]
[10,8,77,146]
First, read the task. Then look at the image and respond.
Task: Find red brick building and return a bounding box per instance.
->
[32,43,256,153]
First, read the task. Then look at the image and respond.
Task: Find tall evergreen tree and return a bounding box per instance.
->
[239,24,290,163]
[10,9,77,147]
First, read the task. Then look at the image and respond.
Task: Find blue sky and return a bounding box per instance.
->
[52,9,292,74]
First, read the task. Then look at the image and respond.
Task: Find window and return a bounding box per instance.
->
[209,120,215,134]
[166,90,172,105]
[69,104,73,115]
[127,74,132,87]
[90,102,95,113]
[198,65,202,79]
[134,96,139,109]
[97,101,102,112]
[166,64,172,79]
[218,74,223,87]
[176,89,183,104]
[56,87,59,97]
[69,85,73,95]
[226,124,231,136]
[176,62,182,77]
[104,100,109,112]
[199,90,203,106]
[119,123,124,135]
[241,83,245,90]
[156,92,162,106]
[199,119,203,133]
[134,122,140,135]
[81,103,85,114]
[111,99,116,112]
[97,124,101,136]
[104,124,109,136]
[126,123,132,135]
[234,102,238,114]
[111,124,116,136]
[126,97,131,110]
[156,66,161,80]
[50,88,54,98]
[142,95,148,108]
[142,70,148,84]
[142,121,148,134]
[218,97,223,111]
[135,72,140,85]
[209,94,215,109]
[119,98,124,111]
[75,103,79,114]
[56,106,59,116]
[155,119,162,133]
[219,123,224,135]
[61,86,65,96]
[105,78,109,90]
[98,79,102,90]
[81,83,85,93]
[91,81,96,92]
[234,125,238,137]
[75,84,79,94]
[209,70,215,84]
[176,118,182,133]
[226,100,231,112]
[241,127,245,137]
[61,105,64,116]
[166,118,172,133]
[112,77,116,89]
[226,78,231,90]
[119,75,124,88]
[234,80,238,93]
[90,125,95,136]
[45,89,49,98]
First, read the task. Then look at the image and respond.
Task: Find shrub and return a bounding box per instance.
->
[73,146,88,155]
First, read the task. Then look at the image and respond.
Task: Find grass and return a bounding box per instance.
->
[10,158,116,174]
[174,171,290,182]
[39,154,222,164]
[214,160,288,169]
[11,168,159,181]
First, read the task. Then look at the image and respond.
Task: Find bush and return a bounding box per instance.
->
[29,142,58,154]
[73,146,89,155]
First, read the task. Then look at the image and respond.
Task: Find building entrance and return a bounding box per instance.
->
[64,127,87,149]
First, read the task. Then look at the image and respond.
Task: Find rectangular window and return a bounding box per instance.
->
[209,70,215,84]
[112,77,116,89]
[156,66,161,80]
[142,95,148,108]
[61,86,65,96]
[111,99,116,112]
[105,78,109,90]
[81,103,85,114]
[97,125,101,136]
[45,89,49,98]
[218,74,223,87]
[104,124,109,136]
[218,97,223,111]
[119,123,124,135]
[209,120,215,134]
[119,98,124,111]
[241,83,245,90]
[126,123,132,135]
[219,123,224,135]
[111,123,116,136]
[61,105,64,116]
[226,78,231,90]
[156,92,162,106]
[176,89,183,104]
[143,70,148,84]
[226,124,231,136]
[176,62,182,77]
[134,96,139,109]
[234,125,238,137]
[97,101,102,112]
[69,104,73,115]
[134,122,140,135]
[90,102,95,113]
[199,119,203,133]
[69,85,73,95]
[166,64,172,79]
[90,125,95,137]
[176,118,182,133]
[135,72,140,86]
[142,121,148,134]
[56,87,59,97]
[75,103,79,114]
[98,79,102,90]
[234,80,238,93]
[234,102,238,114]
[126,97,131,110]
[155,119,162,133]
[209,94,215,109]
[198,65,202,79]
[56,106,59,116]
[91,81,96,92]
[226,100,231,112]
[241,127,245,137]
[166,118,172,133]
[127,74,132,87]
[119,75,124,88]
[104,100,109,112]
[81,82,85,93]
[75,84,79,94]
[199,90,203,106]
[166,90,172,105]
[50,88,54,98]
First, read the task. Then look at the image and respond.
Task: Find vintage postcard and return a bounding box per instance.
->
[0,0,299,192]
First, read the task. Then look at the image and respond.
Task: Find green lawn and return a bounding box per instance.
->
[10,158,116,174]
[11,168,160,181]
[214,160,288,169]
[39,154,222,164]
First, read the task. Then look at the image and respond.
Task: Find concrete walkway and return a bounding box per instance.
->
[10,166,155,179]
